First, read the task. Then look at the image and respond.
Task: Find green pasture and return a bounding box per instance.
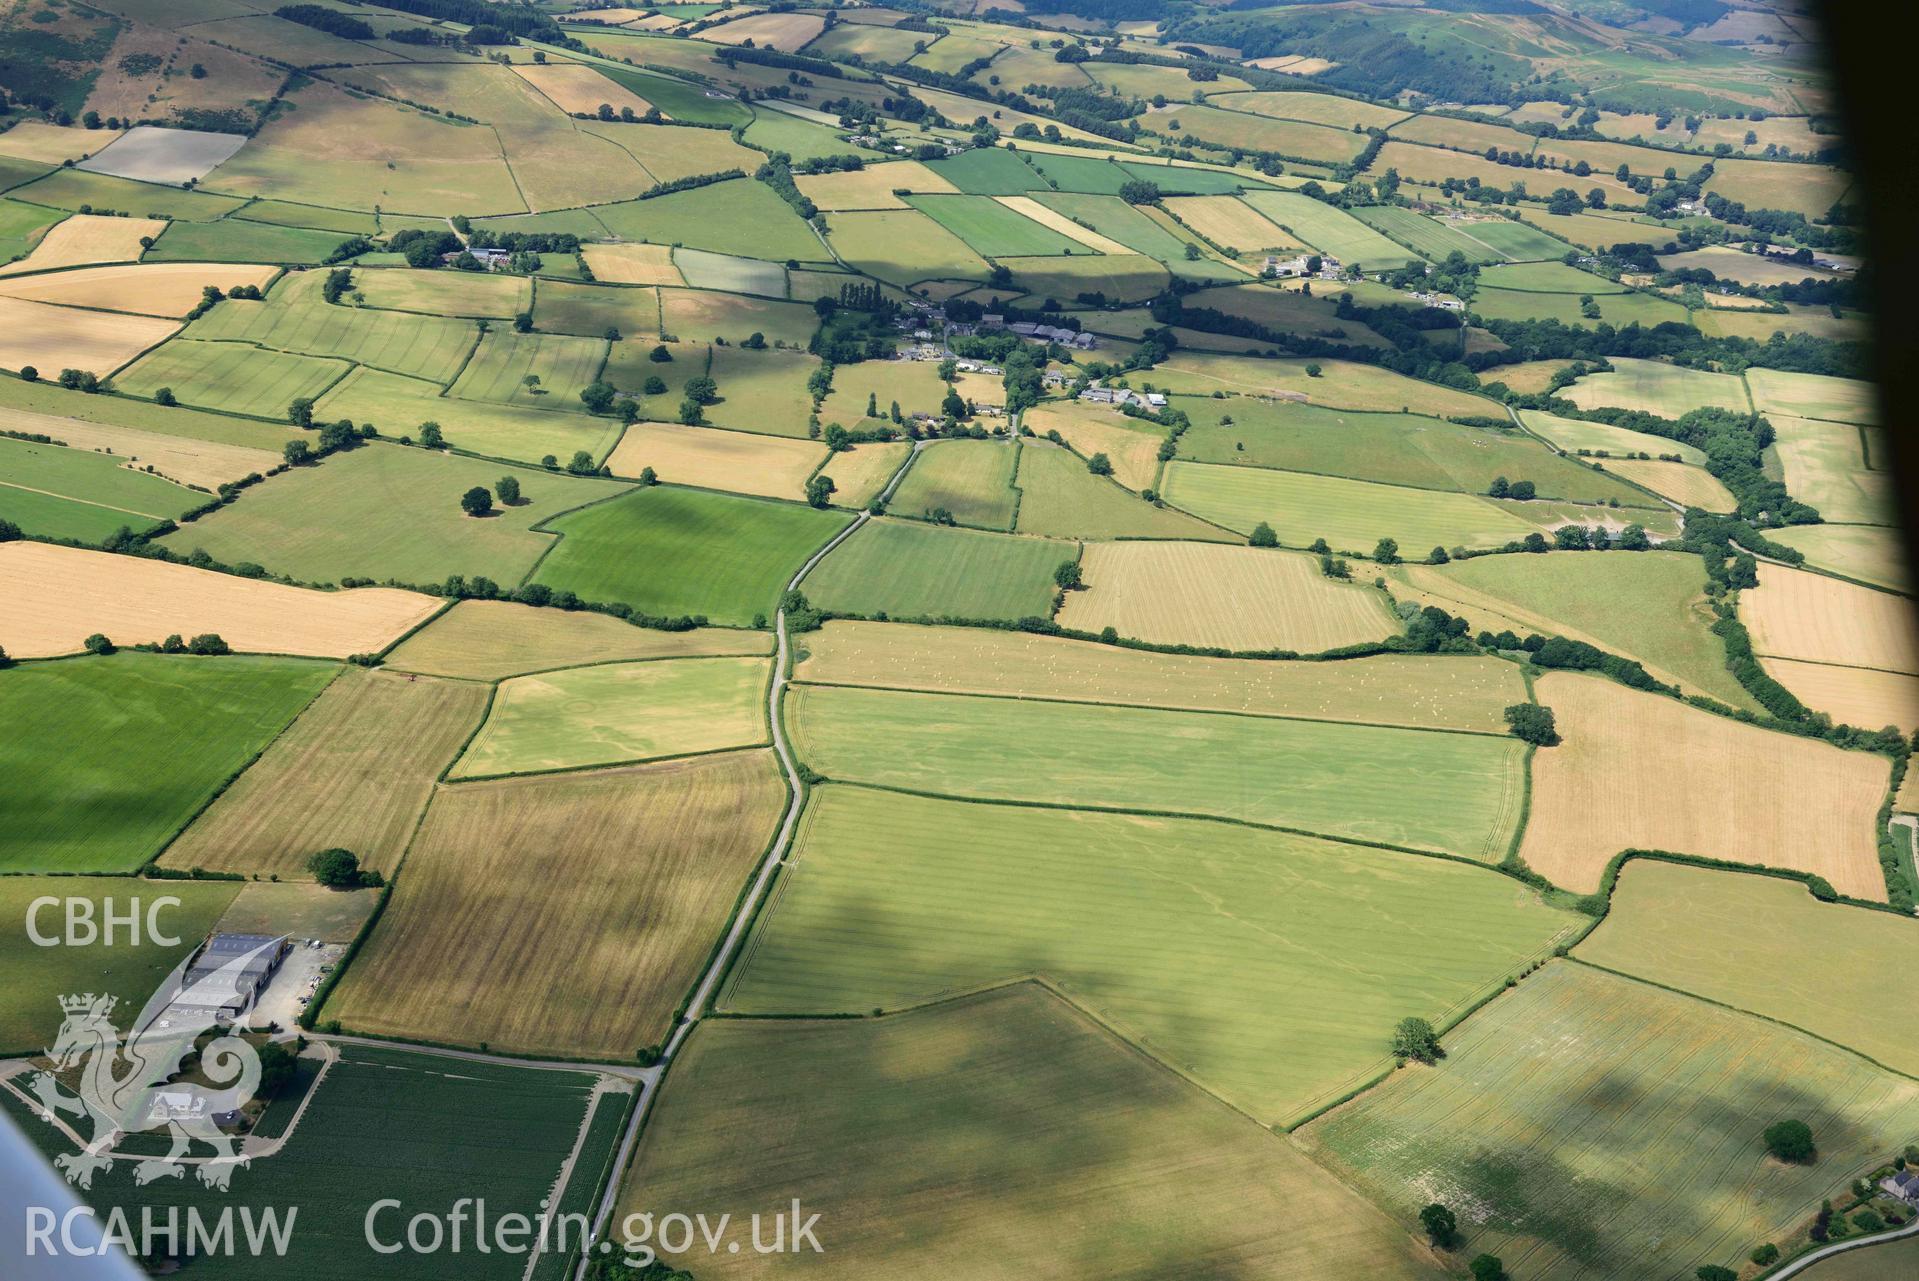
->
[722,786,1575,1126]
[787,683,1526,858]
[824,209,990,287]
[889,438,1019,529]
[1471,286,1691,328]
[232,200,381,235]
[158,443,628,586]
[904,194,1085,257]
[1518,408,1708,465]
[702,345,820,436]
[1767,524,1907,593]
[352,268,529,320]
[0,436,199,542]
[589,179,828,264]
[145,219,349,265]
[452,655,768,778]
[0,877,241,1053]
[1032,192,1240,278]
[0,653,335,874]
[531,484,848,625]
[12,167,246,219]
[1578,860,1919,1075]
[185,270,478,384]
[115,339,351,420]
[1306,962,1919,1281]
[1460,217,1575,260]
[672,248,787,297]
[1560,357,1752,417]
[1012,442,1230,541]
[447,329,609,412]
[1351,205,1506,263]
[803,518,1066,621]
[532,279,659,338]
[1239,191,1421,270]
[1420,550,1753,707]
[0,375,293,452]
[317,367,622,467]
[924,147,1043,196]
[1023,152,1133,195]
[1173,397,1649,507]
[1161,461,1541,552]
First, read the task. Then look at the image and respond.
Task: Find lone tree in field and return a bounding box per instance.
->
[1504,703,1559,746]
[460,486,494,517]
[1054,560,1082,590]
[1696,1267,1737,1281]
[1249,521,1278,548]
[287,397,314,428]
[418,421,445,450]
[496,475,521,505]
[649,343,673,363]
[1086,452,1113,476]
[804,474,836,509]
[1419,1204,1459,1249]
[642,375,667,396]
[1392,1016,1442,1064]
[1373,537,1400,564]
[1764,1119,1816,1163]
[307,847,363,888]
[84,633,114,655]
[1469,1255,1505,1281]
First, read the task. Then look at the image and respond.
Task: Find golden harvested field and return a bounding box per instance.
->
[0,542,438,658]
[1057,542,1399,653]
[1601,458,1735,512]
[0,214,166,276]
[795,161,956,211]
[159,668,487,878]
[796,620,1525,732]
[384,599,769,680]
[604,421,826,499]
[0,295,177,377]
[0,262,279,317]
[579,242,682,286]
[1743,565,1919,673]
[1518,672,1890,898]
[0,122,113,164]
[513,60,655,117]
[0,406,280,488]
[993,196,1131,252]
[324,751,786,1059]
[1757,658,1919,733]
[698,10,826,47]
[817,439,911,507]
[1769,523,1908,593]
[1164,195,1303,253]
[624,984,1445,1281]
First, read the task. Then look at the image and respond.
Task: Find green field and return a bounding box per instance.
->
[0,876,241,1053]
[924,147,1042,195]
[450,654,769,778]
[530,484,848,625]
[1032,192,1243,277]
[1118,160,1250,195]
[352,267,529,320]
[1239,190,1423,269]
[159,443,629,586]
[1153,104,1365,165]
[0,653,336,873]
[12,166,247,219]
[589,178,828,263]
[1578,860,1919,1075]
[1012,441,1230,540]
[722,786,1575,1125]
[1455,216,1574,261]
[1470,285,1692,328]
[0,436,199,541]
[903,194,1085,257]
[145,219,350,265]
[1351,206,1507,263]
[1173,397,1649,507]
[824,208,991,286]
[635,983,1447,1279]
[788,684,1525,857]
[672,247,788,297]
[446,328,609,411]
[802,517,1067,621]
[888,438,1018,529]
[1161,461,1541,553]
[316,367,623,466]
[1023,151,1134,195]
[12,1044,602,1281]
[1305,962,1919,1281]
[1519,408,1708,464]
[185,270,479,385]
[1410,550,1753,707]
[1561,357,1752,417]
[1768,523,1908,593]
[115,339,352,420]
[0,374,292,452]
[1479,261,1628,294]
[532,279,658,339]
[1745,368,1879,425]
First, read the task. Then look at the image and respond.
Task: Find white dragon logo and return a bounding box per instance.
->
[28,939,281,1192]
